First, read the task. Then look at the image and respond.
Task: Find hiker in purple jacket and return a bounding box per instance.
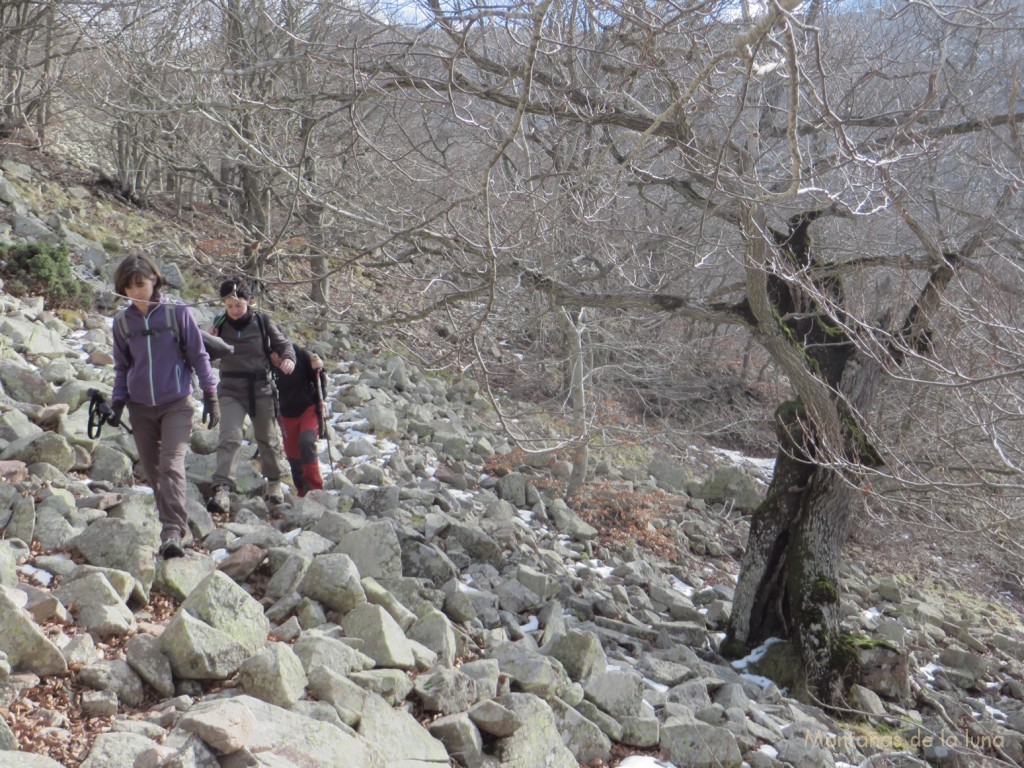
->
[111,254,220,559]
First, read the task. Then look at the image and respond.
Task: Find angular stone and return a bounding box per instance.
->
[414,667,477,714]
[332,521,402,581]
[175,696,258,754]
[342,603,416,670]
[72,518,157,603]
[181,570,269,654]
[408,609,458,667]
[293,633,374,677]
[549,696,612,765]
[492,640,573,699]
[125,633,175,698]
[620,714,660,747]
[0,432,73,471]
[79,731,160,768]
[53,571,135,636]
[461,658,502,702]
[362,576,417,630]
[0,590,67,676]
[307,664,368,714]
[493,693,578,768]
[349,668,415,705]
[154,555,218,601]
[402,542,459,586]
[356,690,451,767]
[468,699,522,737]
[238,641,309,709]
[660,720,742,768]
[545,629,607,683]
[583,667,646,718]
[78,659,146,708]
[299,553,366,614]
[159,609,249,680]
[547,499,598,541]
[428,713,486,768]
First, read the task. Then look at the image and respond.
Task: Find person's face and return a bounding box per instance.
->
[125,275,156,311]
[224,296,249,320]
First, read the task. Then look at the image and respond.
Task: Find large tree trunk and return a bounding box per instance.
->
[725,353,883,707]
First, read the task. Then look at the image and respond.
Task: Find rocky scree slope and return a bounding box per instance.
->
[2,159,1024,768]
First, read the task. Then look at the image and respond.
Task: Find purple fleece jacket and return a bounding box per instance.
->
[112,297,217,406]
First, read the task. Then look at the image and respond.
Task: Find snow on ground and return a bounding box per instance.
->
[730,636,785,670]
[616,757,678,768]
[18,564,54,587]
[711,447,775,481]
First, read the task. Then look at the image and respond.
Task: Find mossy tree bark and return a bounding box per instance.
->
[723,208,959,708]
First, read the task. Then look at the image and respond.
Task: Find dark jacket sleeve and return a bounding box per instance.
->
[265,316,296,362]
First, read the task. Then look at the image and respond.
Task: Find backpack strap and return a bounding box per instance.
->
[115,303,191,372]
[164,302,192,372]
[254,312,273,362]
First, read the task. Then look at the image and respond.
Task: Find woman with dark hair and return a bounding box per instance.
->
[207,277,295,513]
[111,254,220,559]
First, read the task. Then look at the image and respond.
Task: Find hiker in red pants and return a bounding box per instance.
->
[270,343,328,497]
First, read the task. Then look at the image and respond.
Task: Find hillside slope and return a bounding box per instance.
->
[2,143,1024,768]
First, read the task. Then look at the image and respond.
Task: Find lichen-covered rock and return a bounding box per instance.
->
[181,570,269,654]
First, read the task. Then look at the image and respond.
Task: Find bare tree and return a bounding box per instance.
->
[61,0,1024,705]
[370,0,1024,705]
[1,0,85,145]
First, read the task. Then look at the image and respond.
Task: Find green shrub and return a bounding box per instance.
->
[0,243,92,310]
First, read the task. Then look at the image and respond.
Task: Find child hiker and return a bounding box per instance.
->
[271,342,328,496]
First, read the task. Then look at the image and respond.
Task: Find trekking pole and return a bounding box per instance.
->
[314,368,340,491]
[86,389,133,439]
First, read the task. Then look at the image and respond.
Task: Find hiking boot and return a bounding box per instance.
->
[207,485,231,514]
[159,535,186,560]
[265,480,284,504]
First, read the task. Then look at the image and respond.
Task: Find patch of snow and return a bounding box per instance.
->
[283,528,302,542]
[711,447,775,480]
[731,636,785,670]
[516,509,534,525]
[18,564,53,587]
[209,548,230,562]
[740,672,776,690]
[519,616,539,632]
[617,757,678,768]
[670,575,695,597]
[576,561,613,579]
[758,744,779,759]
[643,677,669,692]
[919,662,938,681]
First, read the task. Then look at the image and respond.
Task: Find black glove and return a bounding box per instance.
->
[202,391,220,429]
[109,400,125,428]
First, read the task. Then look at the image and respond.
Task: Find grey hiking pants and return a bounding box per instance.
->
[211,393,286,489]
[126,395,193,542]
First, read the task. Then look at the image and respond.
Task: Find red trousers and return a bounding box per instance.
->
[278,404,323,496]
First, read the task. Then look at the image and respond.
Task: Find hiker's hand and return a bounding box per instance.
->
[270,351,282,366]
[109,400,125,428]
[277,358,295,375]
[310,354,323,371]
[202,391,220,429]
